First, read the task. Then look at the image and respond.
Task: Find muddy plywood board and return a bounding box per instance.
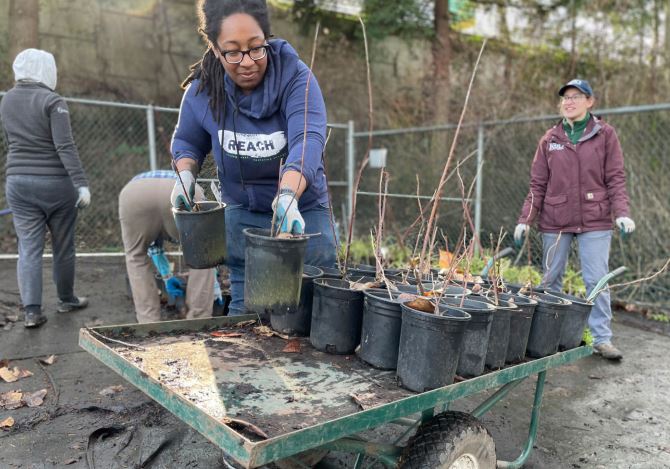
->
[101,324,413,438]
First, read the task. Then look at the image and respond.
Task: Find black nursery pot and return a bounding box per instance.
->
[495,293,538,363]
[481,298,517,370]
[310,278,364,354]
[524,292,572,358]
[243,228,308,324]
[359,290,403,369]
[270,265,323,336]
[440,298,495,378]
[544,290,593,350]
[396,303,470,392]
[173,201,227,269]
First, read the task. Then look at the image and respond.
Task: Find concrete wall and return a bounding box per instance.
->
[0,1,430,110]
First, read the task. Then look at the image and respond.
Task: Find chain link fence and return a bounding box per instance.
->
[1,94,667,303]
[348,105,670,305]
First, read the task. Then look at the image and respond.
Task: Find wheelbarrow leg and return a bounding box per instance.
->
[497,371,547,469]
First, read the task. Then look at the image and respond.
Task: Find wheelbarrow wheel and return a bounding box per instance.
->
[399,411,496,469]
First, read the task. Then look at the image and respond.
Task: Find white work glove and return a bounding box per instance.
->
[76,187,91,209]
[513,223,528,248]
[616,217,635,234]
[272,191,305,235]
[170,170,196,211]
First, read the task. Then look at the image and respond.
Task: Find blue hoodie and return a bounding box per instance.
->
[171,39,329,212]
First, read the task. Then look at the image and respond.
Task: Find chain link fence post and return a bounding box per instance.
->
[474,123,484,256]
[146,104,157,171]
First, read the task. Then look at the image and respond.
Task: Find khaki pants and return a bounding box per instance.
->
[118,178,214,323]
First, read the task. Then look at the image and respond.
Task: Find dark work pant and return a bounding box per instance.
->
[5,175,78,307]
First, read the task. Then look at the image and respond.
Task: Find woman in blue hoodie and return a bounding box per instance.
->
[170,0,337,315]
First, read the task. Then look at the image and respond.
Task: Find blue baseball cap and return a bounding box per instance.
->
[558,79,593,97]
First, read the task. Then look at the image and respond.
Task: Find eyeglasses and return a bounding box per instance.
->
[219,45,268,64]
[561,94,587,103]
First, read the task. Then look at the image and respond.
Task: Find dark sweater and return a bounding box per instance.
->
[0,82,88,188]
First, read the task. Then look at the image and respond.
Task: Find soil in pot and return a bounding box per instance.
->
[310,278,364,354]
[440,297,495,378]
[173,201,227,269]
[359,290,403,369]
[243,228,308,324]
[544,290,593,350]
[397,302,471,392]
[523,292,572,358]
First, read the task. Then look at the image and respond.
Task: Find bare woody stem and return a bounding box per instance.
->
[343,16,373,271]
[418,40,487,275]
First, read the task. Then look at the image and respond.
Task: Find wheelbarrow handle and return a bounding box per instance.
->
[586,265,627,303]
[480,247,515,278]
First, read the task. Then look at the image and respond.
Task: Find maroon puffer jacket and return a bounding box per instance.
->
[517,115,630,233]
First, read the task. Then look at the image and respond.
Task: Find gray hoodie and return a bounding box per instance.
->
[0,49,88,188]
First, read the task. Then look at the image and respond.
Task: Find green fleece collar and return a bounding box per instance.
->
[563,112,591,144]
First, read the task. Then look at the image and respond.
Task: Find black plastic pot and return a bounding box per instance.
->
[483,299,516,370]
[495,293,537,363]
[344,274,379,285]
[320,267,343,279]
[544,290,593,350]
[397,303,471,392]
[359,290,403,369]
[243,228,308,324]
[310,278,364,354]
[172,201,227,268]
[523,292,572,358]
[273,265,324,336]
[347,264,377,278]
[440,298,495,378]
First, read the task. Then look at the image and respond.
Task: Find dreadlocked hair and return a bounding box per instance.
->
[181,0,271,124]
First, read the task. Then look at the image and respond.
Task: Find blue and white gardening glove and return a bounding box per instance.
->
[76,187,91,209]
[272,190,305,235]
[165,276,186,298]
[148,244,171,278]
[513,223,528,248]
[170,170,196,211]
[616,217,635,240]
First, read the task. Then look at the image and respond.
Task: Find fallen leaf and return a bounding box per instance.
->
[253,325,274,337]
[0,390,24,410]
[0,367,17,383]
[39,355,57,366]
[282,339,301,353]
[439,249,454,268]
[5,315,18,322]
[0,366,32,383]
[0,359,8,368]
[211,331,242,338]
[405,298,436,314]
[235,320,257,328]
[350,392,377,410]
[349,281,381,291]
[23,389,47,407]
[0,416,14,428]
[63,459,77,465]
[99,385,125,396]
[588,375,603,380]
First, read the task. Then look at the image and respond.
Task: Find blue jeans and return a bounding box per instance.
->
[225,203,338,315]
[541,230,613,345]
[5,175,79,307]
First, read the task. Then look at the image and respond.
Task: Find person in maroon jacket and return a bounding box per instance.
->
[514,79,635,360]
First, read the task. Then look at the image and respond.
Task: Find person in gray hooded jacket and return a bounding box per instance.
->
[1,49,90,328]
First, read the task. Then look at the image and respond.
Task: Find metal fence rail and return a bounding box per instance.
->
[1,94,667,303]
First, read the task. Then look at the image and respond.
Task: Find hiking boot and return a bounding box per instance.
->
[24,306,47,328]
[593,342,623,360]
[57,296,89,313]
